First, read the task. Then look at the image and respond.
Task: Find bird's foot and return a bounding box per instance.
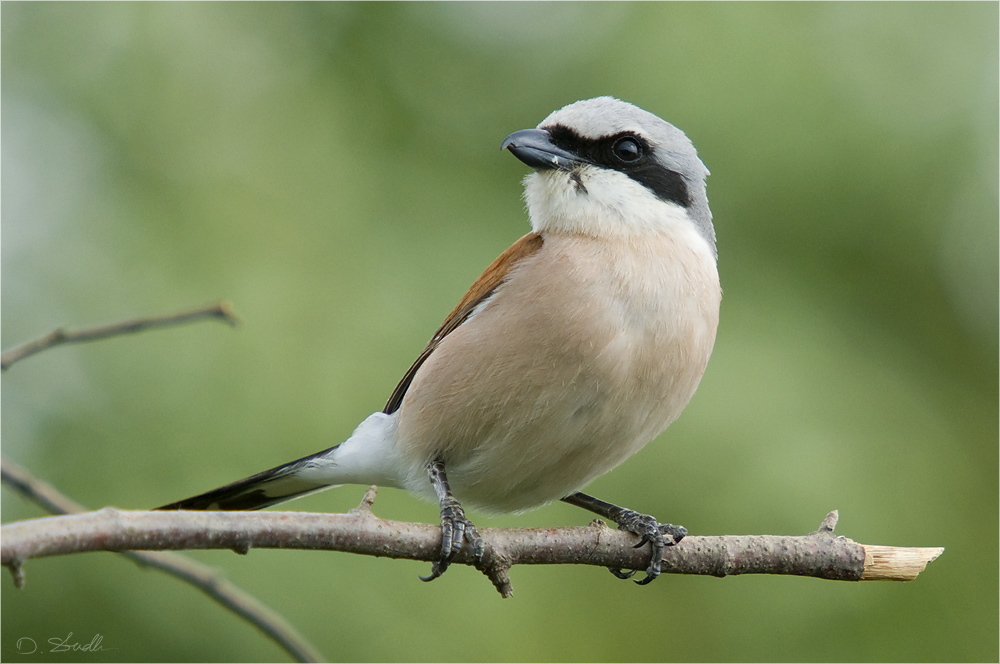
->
[421,459,485,582]
[608,510,686,585]
[420,493,484,581]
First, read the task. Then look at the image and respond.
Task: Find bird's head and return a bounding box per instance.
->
[502,96,715,258]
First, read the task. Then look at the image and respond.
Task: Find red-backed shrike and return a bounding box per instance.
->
[160,97,721,585]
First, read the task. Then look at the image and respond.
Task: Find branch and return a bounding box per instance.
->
[0,302,944,607]
[2,493,944,598]
[1,456,324,663]
[0,301,239,371]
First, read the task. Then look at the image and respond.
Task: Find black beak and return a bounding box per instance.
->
[501,128,584,171]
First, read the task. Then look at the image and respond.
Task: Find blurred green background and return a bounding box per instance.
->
[2,3,996,662]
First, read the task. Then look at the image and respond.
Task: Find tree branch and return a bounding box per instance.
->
[0,301,239,371]
[1,456,324,663]
[2,491,944,598]
[0,302,945,630]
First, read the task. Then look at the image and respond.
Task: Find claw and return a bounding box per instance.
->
[419,563,446,582]
[634,571,657,586]
[660,523,687,545]
[608,567,637,579]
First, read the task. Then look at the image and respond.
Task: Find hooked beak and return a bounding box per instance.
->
[501,128,584,171]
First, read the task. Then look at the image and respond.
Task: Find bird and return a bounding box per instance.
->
[159,96,721,585]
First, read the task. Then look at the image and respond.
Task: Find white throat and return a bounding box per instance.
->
[523,167,703,245]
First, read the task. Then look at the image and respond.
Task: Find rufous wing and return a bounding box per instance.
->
[383,231,544,414]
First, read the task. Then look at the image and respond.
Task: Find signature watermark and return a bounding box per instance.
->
[15,633,114,655]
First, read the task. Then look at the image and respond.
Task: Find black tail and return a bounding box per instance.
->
[157,444,340,511]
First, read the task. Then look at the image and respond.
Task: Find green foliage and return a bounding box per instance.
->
[2,3,996,661]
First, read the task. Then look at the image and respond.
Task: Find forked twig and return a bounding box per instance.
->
[1,456,324,663]
[1,301,239,371]
[2,302,324,662]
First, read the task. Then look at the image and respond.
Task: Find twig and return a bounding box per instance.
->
[1,504,944,599]
[0,301,239,371]
[1,456,324,663]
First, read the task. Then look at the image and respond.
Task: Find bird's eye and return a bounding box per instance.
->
[612,137,642,162]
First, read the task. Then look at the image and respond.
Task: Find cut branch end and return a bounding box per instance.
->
[861,545,945,581]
